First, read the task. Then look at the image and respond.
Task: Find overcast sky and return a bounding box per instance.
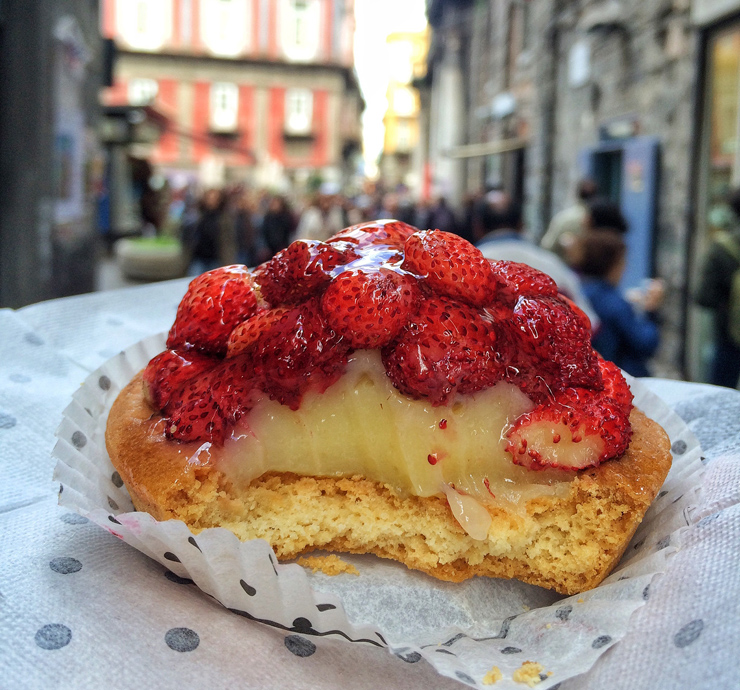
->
[354,0,428,177]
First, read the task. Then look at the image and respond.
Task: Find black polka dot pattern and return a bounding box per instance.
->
[500,646,522,654]
[0,413,17,429]
[555,605,572,621]
[671,440,687,455]
[395,649,421,663]
[592,635,612,649]
[643,584,651,601]
[164,552,181,562]
[60,513,89,525]
[24,332,44,346]
[35,624,71,650]
[455,671,476,686]
[98,375,111,391]
[284,634,316,657]
[50,557,82,574]
[107,497,119,511]
[240,579,257,596]
[674,619,703,648]
[165,627,200,652]
[164,571,194,585]
[656,536,671,550]
[111,472,124,488]
[71,431,86,449]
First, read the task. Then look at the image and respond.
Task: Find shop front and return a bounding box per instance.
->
[687,1,740,384]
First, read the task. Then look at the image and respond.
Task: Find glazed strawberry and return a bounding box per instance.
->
[163,355,260,443]
[506,391,632,470]
[489,260,558,305]
[558,293,592,332]
[167,266,258,356]
[142,349,216,410]
[402,230,501,307]
[252,298,351,408]
[382,297,508,405]
[253,240,357,305]
[507,295,601,393]
[226,306,291,358]
[321,268,420,348]
[329,220,417,248]
[598,358,633,413]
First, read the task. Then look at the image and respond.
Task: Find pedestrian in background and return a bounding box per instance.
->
[577,230,664,377]
[695,186,740,388]
[183,188,236,276]
[261,194,295,258]
[540,178,598,260]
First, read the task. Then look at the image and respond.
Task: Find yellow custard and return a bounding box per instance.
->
[205,350,574,524]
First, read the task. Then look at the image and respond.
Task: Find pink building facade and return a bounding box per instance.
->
[102,0,363,188]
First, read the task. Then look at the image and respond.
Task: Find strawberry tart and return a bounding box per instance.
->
[105,221,671,595]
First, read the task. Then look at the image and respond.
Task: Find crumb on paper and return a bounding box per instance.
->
[512,661,545,687]
[522,604,530,611]
[482,666,503,685]
[546,623,552,629]
[577,597,585,603]
[297,554,359,576]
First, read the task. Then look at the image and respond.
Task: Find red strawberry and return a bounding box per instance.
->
[253,240,357,306]
[163,354,260,443]
[226,306,291,358]
[167,266,258,356]
[598,357,633,414]
[321,268,420,348]
[506,295,600,394]
[402,230,501,307]
[559,293,592,332]
[329,220,417,248]
[252,298,351,408]
[488,260,558,305]
[505,389,632,470]
[382,297,508,405]
[142,349,216,410]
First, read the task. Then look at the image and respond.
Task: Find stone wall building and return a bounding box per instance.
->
[423,0,740,383]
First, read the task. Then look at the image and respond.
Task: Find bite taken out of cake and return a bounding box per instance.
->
[105,220,671,595]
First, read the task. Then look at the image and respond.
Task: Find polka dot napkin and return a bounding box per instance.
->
[50,332,706,689]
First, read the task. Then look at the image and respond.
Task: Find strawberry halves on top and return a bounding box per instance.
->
[167,265,258,356]
[506,359,633,470]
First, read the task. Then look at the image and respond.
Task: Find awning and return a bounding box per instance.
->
[441,137,528,159]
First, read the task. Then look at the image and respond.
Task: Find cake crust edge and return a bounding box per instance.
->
[105,373,672,595]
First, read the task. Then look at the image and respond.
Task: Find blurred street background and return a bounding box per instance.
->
[1,0,740,386]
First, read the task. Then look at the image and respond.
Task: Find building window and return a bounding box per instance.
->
[280,0,320,62]
[128,78,159,105]
[210,82,240,133]
[201,0,251,57]
[117,0,173,51]
[285,88,313,135]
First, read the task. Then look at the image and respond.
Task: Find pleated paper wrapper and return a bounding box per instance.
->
[53,332,704,689]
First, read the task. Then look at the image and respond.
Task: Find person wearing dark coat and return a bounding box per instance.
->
[261,195,295,258]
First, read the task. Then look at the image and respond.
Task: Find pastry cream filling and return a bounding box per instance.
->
[205,350,575,537]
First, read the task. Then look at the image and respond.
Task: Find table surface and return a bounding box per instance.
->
[1,279,739,690]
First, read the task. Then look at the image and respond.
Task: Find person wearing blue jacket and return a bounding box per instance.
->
[577,230,664,377]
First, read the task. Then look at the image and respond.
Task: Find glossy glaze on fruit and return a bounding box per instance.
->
[142,220,634,473]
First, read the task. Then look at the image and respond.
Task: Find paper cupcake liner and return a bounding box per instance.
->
[53,334,704,689]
